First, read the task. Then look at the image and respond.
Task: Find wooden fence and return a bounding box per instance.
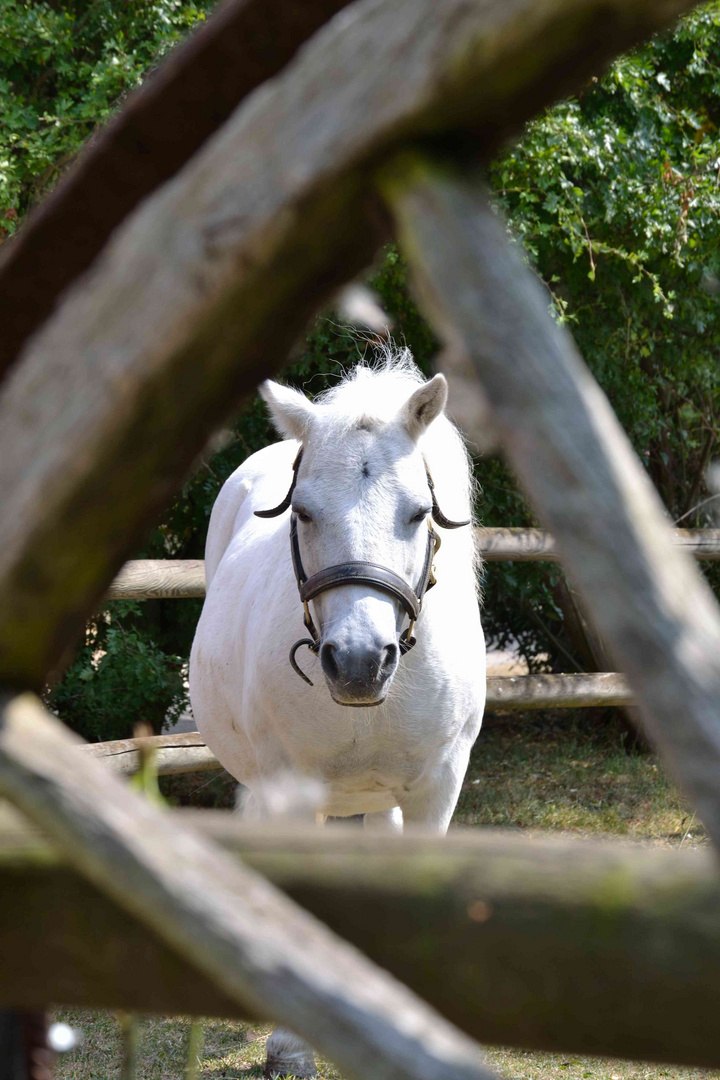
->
[99,528,719,720]
[106,527,720,598]
[3,805,720,1067]
[81,671,634,779]
[1,0,719,1076]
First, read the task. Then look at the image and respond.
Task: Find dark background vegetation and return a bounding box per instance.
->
[2,0,719,741]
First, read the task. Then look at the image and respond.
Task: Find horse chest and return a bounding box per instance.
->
[289,721,438,791]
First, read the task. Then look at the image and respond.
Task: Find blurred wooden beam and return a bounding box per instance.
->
[382,155,720,853]
[476,527,720,563]
[0,0,354,379]
[3,807,720,1067]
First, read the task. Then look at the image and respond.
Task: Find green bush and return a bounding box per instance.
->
[484,3,720,666]
[0,0,215,235]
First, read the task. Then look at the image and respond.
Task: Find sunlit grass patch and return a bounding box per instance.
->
[53,1013,720,1080]
[454,710,704,845]
[483,1047,720,1080]
[53,1010,348,1079]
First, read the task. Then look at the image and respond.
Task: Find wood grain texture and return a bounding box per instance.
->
[106,560,206,599]
[83,731,223,776]
[382,156,720,852]
[2,808,720,1066]
[487,672,631,709]
[0,0,702,687]
[0,693,495,1080]
[82,672,636,780]
[105,530,720,601]
[477,527,720,562]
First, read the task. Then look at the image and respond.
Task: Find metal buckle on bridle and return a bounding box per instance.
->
[255,448,470,685]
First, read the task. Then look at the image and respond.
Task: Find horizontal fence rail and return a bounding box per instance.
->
[85,673,633,777]
[2,809,719,1067]
[476,527,720,563]
[109,559,206,599]
[107,529,720,599]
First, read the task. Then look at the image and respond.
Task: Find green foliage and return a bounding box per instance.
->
[4,1,720,734]
[48,600,186,742]
[485,3,720,666]
[491,4,720,517]
[0,0,215,237]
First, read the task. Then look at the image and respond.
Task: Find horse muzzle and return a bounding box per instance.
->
[319,638,399,707]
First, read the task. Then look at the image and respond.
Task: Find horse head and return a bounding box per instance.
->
[258,369,470,706]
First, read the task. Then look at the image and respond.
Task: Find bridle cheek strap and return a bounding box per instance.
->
[287,513,439,684]
[255,449,467,686]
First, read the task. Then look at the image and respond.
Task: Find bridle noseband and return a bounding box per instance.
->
[255,448,470,686]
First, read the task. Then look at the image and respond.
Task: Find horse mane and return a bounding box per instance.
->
[315,346,477,532]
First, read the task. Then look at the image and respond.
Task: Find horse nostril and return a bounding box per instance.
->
[379,643,398,679]
[320,641,340,682]
[320,639,398,688]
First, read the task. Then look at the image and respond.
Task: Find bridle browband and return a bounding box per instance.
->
[255,447,470,685]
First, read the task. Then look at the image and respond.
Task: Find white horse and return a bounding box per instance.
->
[189,353,485,1076]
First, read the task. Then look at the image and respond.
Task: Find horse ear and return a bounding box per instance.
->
[260,381,315,440]
[401,374,448,440]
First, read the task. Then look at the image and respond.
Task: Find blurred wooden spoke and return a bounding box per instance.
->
[381,154,720,854]
[118,1013,140,1080]
[0,693,497,1080]
[4,813,720,1066]
[0,0,357,378]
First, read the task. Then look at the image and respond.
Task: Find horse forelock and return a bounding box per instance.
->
[309,348,476,536]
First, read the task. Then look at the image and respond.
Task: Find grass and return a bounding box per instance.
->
[453,711,704,844]
[54,709,712,1079]
[52,1010,720,1080]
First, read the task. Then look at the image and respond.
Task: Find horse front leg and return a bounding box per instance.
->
[265,1028,317,1078]
[363,807,403,832]
[397,750,470,835]
[240,775,319,1078]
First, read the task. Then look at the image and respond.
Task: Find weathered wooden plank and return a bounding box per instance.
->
[477,527,720,563]
[2,808,720,1067]
[83,731,223,776]
[104,531,720,600]
[487,671,631,709]
[0,0,702,688]
[106,560,206,599]
[83,672,635,777]
[0,0,354,379]
[382,157,720,852]
[0,693,495,1080]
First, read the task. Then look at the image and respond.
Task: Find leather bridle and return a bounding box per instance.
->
[255,448,470,685]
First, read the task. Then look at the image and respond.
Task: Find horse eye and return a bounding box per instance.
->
[294,507,313,524]
[411,507,431,524]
